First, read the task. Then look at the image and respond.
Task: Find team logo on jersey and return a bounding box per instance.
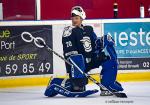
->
[80,36,92,52]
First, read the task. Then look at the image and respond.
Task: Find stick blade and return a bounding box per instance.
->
[114,92,127,98]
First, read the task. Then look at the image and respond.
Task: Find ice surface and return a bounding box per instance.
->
[0,82,150,105]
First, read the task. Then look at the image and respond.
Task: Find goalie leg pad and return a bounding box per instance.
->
[69,54,88,92]
[44,78,98,97]
[100,35,123,92]
[48,84,98,97]
[101,60,124,92]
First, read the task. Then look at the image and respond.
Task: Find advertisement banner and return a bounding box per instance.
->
[0,25,53,76]
[104,22,150,70]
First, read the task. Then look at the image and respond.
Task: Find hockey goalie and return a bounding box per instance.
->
[44,6,124,97]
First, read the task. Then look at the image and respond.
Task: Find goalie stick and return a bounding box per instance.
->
[21,31,127,98]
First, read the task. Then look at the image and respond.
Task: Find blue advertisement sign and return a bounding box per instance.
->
[104,22,150,70]
[104,22,150,58]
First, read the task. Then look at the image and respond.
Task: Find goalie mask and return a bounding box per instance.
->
[71,6,86,19]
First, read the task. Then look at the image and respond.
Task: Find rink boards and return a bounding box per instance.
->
[0,18,150,88]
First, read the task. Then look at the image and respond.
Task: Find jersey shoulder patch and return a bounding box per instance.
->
[63,26,75,37]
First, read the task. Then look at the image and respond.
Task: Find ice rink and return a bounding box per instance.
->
[0,81,150,105]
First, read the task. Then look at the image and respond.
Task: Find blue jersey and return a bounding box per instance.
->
[62,25,97,58]
[62,25,103,73]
